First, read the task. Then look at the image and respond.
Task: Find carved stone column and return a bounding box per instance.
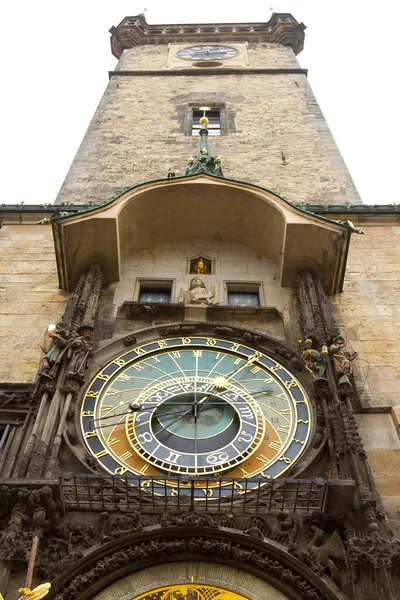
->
[17,265,103,479]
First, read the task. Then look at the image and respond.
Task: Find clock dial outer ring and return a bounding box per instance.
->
[176,45,238,61]
[81,336,312,492]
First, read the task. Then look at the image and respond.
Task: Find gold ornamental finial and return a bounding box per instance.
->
[18,583,51,600]
[199,106,211,128]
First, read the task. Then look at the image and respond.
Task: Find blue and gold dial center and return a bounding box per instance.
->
[156,395,235,439]
[81,335,312,496]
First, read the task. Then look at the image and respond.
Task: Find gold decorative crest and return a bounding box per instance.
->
[133,585,247,599]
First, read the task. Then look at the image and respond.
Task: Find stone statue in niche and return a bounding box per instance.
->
[329,335,358,387]
[66,326,94,382]
[39,324,69,380]
[179,277,220,306]
[299,338,327,380]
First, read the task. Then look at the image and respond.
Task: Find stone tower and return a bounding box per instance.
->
[1,12,400,600]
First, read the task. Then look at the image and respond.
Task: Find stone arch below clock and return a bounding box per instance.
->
[50,528,349,600]
[92,562,289,600]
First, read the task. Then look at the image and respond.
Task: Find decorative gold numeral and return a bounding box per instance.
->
[135,347,147,356]
[277,425,290,434]
[249,366,261,374]
[82,411,94,417]
[133,364,145,372]
[206,338,217,346]
[297,419,310,424]
[234,357,242,365]
[119,451,133,462]
[202,488,213,497]
[152,356,161,363]
[171,351,181,359]
[181,337,191,345]
[269,441,282,452]
[296,399,306,404]
[86,390,99,398]
[238,466,249,477]
[113,358,126,367]
[233,482,245,494]
[106,388,121,396]
[230,343,240,352]
[158,340,168,349]
[193,350,202,357]
[256,454,271,465]
[116,373,130,382]
[85,431,98,438]
[293,439,305,445]
[115,466,128,475]
[139,464,149,474]
[285,380,297,388]
[108,438,119,446]
[95,449,108,458]
[279,456,292,464]
[270,365,282,372]
[97,373,110,381]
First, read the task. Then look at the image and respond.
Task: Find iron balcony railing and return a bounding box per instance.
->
[60,473,327,514]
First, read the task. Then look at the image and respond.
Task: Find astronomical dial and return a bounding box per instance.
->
[176,45,238,61]
[81,336,312,497]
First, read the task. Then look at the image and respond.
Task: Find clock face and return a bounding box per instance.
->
[81,336,312,497]
[176,45,238,61]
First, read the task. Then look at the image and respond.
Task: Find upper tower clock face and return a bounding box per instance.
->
[176,45,238,61]
[81,336,312,497]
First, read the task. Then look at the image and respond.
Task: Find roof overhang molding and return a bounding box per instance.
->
[53,175,350,295]
[110,13,306,58]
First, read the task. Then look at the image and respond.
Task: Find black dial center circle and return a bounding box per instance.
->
[155,394,235,440]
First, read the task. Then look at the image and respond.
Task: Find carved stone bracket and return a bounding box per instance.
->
[0,486,59,561]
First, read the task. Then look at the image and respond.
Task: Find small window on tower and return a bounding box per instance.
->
[137,280,173,303]
[226,282,262,307]
[192,109,221,136]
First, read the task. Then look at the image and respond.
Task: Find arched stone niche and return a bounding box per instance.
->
[54,175,350,294]
[93,562,289,600]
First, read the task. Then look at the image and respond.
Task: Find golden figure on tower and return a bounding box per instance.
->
[194,257,208,274]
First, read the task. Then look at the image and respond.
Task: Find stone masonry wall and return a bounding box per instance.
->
[115,42,300,71]
[331,223,400,524]
[55,44,360,206]
[0,224,68,383]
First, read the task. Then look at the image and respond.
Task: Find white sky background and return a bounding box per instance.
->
[0,1,398,206]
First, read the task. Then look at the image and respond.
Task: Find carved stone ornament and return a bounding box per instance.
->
[179,277,220,305]
[49,530,327,600]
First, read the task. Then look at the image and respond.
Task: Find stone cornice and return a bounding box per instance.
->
[109,12,306,58]
[109,68,308,78]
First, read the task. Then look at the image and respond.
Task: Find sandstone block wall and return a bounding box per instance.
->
[55,44,360,207]
[332,224,400,519]
[115,238,282,308]
[0,224,69,383]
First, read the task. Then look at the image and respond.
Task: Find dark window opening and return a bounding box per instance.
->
[228,291,260,307]
[138,280,173,304]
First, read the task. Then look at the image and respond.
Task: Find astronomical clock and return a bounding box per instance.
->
[81,335,312,498]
